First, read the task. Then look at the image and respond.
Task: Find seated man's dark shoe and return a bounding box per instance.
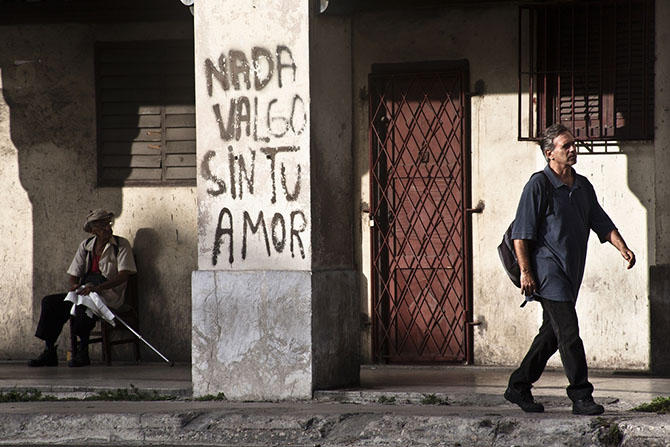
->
[68,343,90,367]
[572,397,604,415]
[504,387,544,413]
[68,354,90,367]
[28,347,58,367]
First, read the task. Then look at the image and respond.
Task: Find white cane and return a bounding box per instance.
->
[113,314,174,367]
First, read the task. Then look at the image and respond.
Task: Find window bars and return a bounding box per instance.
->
[518,0,654,152]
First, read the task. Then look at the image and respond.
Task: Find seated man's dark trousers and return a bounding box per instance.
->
[508,298,593,402]
[34,293,97,348]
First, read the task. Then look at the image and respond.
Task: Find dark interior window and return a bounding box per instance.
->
[519,0,654,144]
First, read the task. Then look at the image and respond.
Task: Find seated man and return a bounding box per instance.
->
[29,209,137,367]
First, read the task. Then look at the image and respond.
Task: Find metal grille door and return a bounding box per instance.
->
[369,67,469,363]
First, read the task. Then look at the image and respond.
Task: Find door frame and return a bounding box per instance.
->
[368,59,475,364]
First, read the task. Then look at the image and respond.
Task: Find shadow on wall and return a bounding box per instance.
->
[1,23,196,363]
[0,30,132,357]
[618,143,664,374]
[132,227,183,362]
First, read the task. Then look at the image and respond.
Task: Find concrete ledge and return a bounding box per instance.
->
[1,363,668,445]
[0,400,668,446]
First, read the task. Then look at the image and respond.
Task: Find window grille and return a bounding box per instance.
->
[518,0,654,148]
[96,41,196,186]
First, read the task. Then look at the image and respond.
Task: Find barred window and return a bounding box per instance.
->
[519,0,654,145]
[96,40,196,186]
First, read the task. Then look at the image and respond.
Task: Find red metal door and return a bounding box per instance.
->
[369,64,471,363]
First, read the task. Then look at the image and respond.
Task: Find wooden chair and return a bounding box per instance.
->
[70,274,141,365]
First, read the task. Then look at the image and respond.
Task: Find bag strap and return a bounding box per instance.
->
[541,171,553,217]
[84,236,95,276]
[530,170,553,220]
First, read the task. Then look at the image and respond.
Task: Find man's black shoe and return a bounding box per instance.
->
[67,357,90,367]
[572,397,604,415]
[504,387,544,413]
[68,342,90,367]
[28,347,58,367]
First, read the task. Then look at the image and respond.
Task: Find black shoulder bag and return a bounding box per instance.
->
[497,172,553,290]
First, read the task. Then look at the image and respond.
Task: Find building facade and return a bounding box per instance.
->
[0,0,667,398]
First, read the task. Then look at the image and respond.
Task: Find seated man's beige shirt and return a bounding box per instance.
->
[67,235,137,309]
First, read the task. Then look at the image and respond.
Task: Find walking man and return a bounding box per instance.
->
[504,123,636,415]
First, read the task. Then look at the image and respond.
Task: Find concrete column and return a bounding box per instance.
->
[650,0,670,374]
[192,0,358,399]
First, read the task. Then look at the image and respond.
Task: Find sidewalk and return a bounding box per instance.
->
[0,362,668,446]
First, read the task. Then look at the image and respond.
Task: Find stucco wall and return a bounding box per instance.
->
[353,4,653,369]
[0,22,196,362]
[195,2,311,272]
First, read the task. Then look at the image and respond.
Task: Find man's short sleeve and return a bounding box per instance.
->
[116,238,137,274]
[511,176,545,241]
[66,241,87,278]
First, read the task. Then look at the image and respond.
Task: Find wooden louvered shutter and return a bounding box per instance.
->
[97,40,196,186]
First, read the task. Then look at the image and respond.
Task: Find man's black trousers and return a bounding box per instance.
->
[34,294,97,345]
[508,298,594,401]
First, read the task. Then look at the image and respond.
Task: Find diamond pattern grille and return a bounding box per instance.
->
[370,71,467,363]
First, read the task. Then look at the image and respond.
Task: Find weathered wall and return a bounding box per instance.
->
[0,93,33,358]
[0,22,196,362]
[195,7,311,272]
[352,4,653,369]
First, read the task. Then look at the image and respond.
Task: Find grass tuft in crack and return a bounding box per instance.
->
[591,417,623,447]
[420,393,449,405]
[632,396,670,414]
[0,384,177,402]
[0,389,58,402]
[194,392,227,401]
[377,395,396,404]
[84,384,176,401]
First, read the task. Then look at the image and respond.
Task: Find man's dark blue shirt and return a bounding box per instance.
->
[511,165,616,302]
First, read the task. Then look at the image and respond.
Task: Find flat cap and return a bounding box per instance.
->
[84,209,114,232]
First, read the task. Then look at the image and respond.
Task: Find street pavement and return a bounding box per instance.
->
[0,362,668,446]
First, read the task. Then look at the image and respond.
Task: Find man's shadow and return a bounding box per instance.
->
[131,227,190,363]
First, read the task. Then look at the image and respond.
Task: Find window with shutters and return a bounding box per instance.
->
[96,40,196,185]
[518,0,654,148]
